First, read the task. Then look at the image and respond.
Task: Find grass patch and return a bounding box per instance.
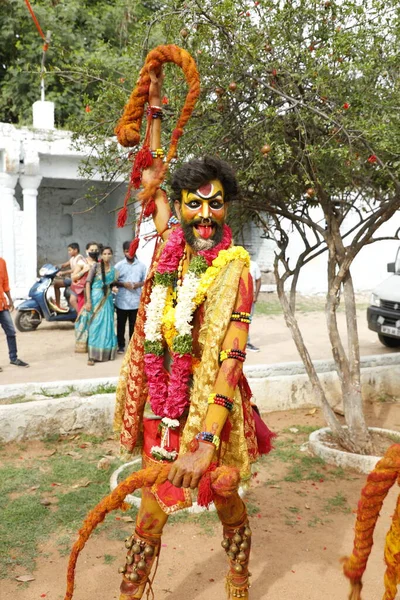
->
[287,506,300,514]
[0,446,121,578]
[282,425,320,435]
[38,385,76,398]
[307,516,326,528]
[81,383,117,396]
[0,394,30,405]
[104,554,117,564]
[323,492,350,513]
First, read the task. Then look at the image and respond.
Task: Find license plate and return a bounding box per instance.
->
[381,325,400,337]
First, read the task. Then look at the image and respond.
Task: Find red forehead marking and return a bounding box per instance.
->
[197,182,213,197]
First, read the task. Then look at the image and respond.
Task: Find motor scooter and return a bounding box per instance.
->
[15,264,77,332]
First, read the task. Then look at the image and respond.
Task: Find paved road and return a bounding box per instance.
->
[0,308,395,385]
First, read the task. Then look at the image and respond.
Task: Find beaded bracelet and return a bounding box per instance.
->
[168,215,180,228]
[151,148,165,159]
[195,431,220,449]
[219,348,247,363]
[208,393,234,411]
[231,311,252,324]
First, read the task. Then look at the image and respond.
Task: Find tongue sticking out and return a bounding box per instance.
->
[197,225,213,239]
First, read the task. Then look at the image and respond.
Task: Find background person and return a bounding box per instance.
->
[114,241,147,354]
[247,258,262,352]
[0,257,29,370]
[85,246,118,366]
[71,241,100,315]
[53,242,86,311]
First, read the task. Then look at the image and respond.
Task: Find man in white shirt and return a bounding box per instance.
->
[247,259,262,352]
[115,242,147,353]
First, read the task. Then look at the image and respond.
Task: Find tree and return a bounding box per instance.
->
[133,0,398,454]
[11,0,398,453]
[0,0,161,126]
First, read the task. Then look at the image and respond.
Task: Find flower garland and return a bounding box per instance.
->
[143,224,250,435]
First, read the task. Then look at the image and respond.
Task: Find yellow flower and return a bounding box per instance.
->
[162,289,178,349]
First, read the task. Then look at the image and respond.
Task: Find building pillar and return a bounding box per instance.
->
[0,173,18,285]
[19,175,43,285]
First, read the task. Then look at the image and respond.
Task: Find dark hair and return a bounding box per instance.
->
[100,246,113,296]
[170,156,239,204]
[86,241,99,250]
[122,241,131,251]
[68,242,80,252]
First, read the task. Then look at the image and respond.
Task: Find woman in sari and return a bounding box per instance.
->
[84,246,118,366]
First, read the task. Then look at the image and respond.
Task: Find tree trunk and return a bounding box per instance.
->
[274,263,354,450]
[341,273,373,453]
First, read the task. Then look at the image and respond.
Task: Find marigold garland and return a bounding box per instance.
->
[64,464,240,600]
[143,224,250,423]
[342,443,400,600]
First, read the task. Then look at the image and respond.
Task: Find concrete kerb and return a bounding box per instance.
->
[1,353,399,443]
[309,427,400,473]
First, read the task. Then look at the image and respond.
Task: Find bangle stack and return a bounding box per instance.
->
[195,431,220,449]
[167,215,180,229]
[231,311,252,324]
[219,348,247,363]
[147,105,164,120]
[151,148,165,159]
[208,393,234,411]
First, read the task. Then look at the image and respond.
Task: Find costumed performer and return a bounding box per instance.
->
[114,66,274,600]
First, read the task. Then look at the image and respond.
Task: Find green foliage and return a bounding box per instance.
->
[172,333,193,354]
[188,255,208,275]
[0,0,162,126]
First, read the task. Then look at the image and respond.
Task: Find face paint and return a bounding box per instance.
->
[179,179,226,250]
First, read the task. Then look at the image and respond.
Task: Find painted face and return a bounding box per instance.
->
[177,179,227,250]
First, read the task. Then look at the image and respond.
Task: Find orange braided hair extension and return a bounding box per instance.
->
[342,444,400,600]
[115,44,200,232]
[64,463,239,600]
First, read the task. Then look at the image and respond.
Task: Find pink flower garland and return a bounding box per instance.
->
[145,223,233,419]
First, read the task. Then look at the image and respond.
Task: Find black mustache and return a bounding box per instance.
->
[188,217,219,226]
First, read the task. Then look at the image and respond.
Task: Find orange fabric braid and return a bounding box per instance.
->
[115,44,200,210]
[342,444,400,600]
[64,463,239,600]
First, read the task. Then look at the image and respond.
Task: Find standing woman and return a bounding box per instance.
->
[85,246,118,366]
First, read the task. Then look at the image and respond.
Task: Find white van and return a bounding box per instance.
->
[367,251,400,348]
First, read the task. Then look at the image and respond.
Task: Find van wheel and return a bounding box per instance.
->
[15,310,41,332]
[378,333,400,348]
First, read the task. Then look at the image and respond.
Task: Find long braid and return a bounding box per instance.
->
[100,259,107,296]
[342,444,400,599]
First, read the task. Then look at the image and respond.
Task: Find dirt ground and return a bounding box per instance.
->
[1,404,400,600]
[0,303,395,385]
[1,300,400,599]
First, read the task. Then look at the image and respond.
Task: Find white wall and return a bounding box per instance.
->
[282,207,400,294]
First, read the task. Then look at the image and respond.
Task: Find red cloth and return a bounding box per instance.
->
[0,258,10,311]
[252,406,276,455]
[142,417,188,511]
[76,292,85,314]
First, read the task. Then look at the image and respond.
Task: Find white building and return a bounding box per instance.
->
[0,101,144,298]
